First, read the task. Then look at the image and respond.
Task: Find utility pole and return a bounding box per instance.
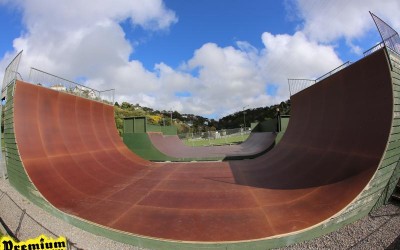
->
[243,105,249,131]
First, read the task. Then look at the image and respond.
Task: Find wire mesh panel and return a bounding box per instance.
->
[178,127,251,146]
[29,67,115,104]
[371,12,400,55]
[1,50,23,99]
[288,79,316,96]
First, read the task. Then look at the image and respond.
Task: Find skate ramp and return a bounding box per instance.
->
[146,131,276,161]
[6,48,400,249]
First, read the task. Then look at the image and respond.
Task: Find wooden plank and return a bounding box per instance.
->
[391,63,400,74]
[383,147,400,159]
[4,129,15,135]
[391,125,400,134]
[380,154,400,168]
[388,139,400,150]
[5,147,21,158]
[3,113,13,121]
[6,157,23,166]
[7,167,30,183]
[4,143,18,150]
[342,190,382,214]
[393,76,400,85]
[392,66,400,75]
[394,105,400,112]
[371,166,396,182]
[393,84,400,92]
[389,133,400,142]
[3,138,17,144]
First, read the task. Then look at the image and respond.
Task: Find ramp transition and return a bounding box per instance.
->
[124,131,277,162]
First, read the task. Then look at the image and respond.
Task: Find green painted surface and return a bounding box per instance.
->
[123,116,148,133]
[147,124,161,133]
[147,124,177,135]
[275,116,290,144]
[383,50,400,202]
[124,119,133,134]
[182,134,250,147]
[123,133,174,162]
[257,118,277,132]
[251,116,289,145]
[123,131,275,162]
[160,126,177,135]
[134,117,146,133]
[124,116,177,136]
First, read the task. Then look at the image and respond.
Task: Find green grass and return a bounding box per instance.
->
[183,134,249,147]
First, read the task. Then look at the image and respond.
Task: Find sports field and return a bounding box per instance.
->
[182,133,249,146]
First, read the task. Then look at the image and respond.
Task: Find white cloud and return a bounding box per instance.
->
[2,0,393,119]
[260,31,342,84]
[292,0,400,43]
[155,34,342,117]
[19,0,177,32]
[1,0,177,100]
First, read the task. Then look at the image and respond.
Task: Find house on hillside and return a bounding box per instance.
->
[50,83,67,92]
[73,85,97,99]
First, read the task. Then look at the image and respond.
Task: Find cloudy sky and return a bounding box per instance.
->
[1,0,399,119]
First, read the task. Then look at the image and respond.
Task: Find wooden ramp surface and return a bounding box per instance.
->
[147,132,276,160]
[13,49,393,242]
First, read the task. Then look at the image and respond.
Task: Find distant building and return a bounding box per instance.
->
[50,83,66,92]
[73,85,97,99]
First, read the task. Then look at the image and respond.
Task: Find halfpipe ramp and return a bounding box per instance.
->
[4,48,400,249]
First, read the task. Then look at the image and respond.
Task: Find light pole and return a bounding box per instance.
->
[243,105,249,131]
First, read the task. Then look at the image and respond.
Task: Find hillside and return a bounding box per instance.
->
[114,100,291,135]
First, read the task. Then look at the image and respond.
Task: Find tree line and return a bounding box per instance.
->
[114,100,291,135]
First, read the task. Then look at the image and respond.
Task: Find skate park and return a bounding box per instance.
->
[0,12,400,250]
[122,116,279,161]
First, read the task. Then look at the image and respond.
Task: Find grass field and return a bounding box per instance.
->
[182,134,249,147]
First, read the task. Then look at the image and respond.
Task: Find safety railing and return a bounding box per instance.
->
[288,12,400,97]
[28,68,115,105]
[363,42,385,57]
[288,60,351,96]
[315,61,351,82]
[178,127,251,146]
[1,51,23,99]
[288,79,316,96]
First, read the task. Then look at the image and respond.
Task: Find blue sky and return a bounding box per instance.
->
[0,0,399,119]
[124,0,294,70]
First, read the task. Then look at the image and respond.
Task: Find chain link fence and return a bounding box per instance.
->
[178,127,251,146]
[287,78,316,96]
[1,51,23,100]
[28,67,115,105]
[288,61,351,96]
[371,12,400,55]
